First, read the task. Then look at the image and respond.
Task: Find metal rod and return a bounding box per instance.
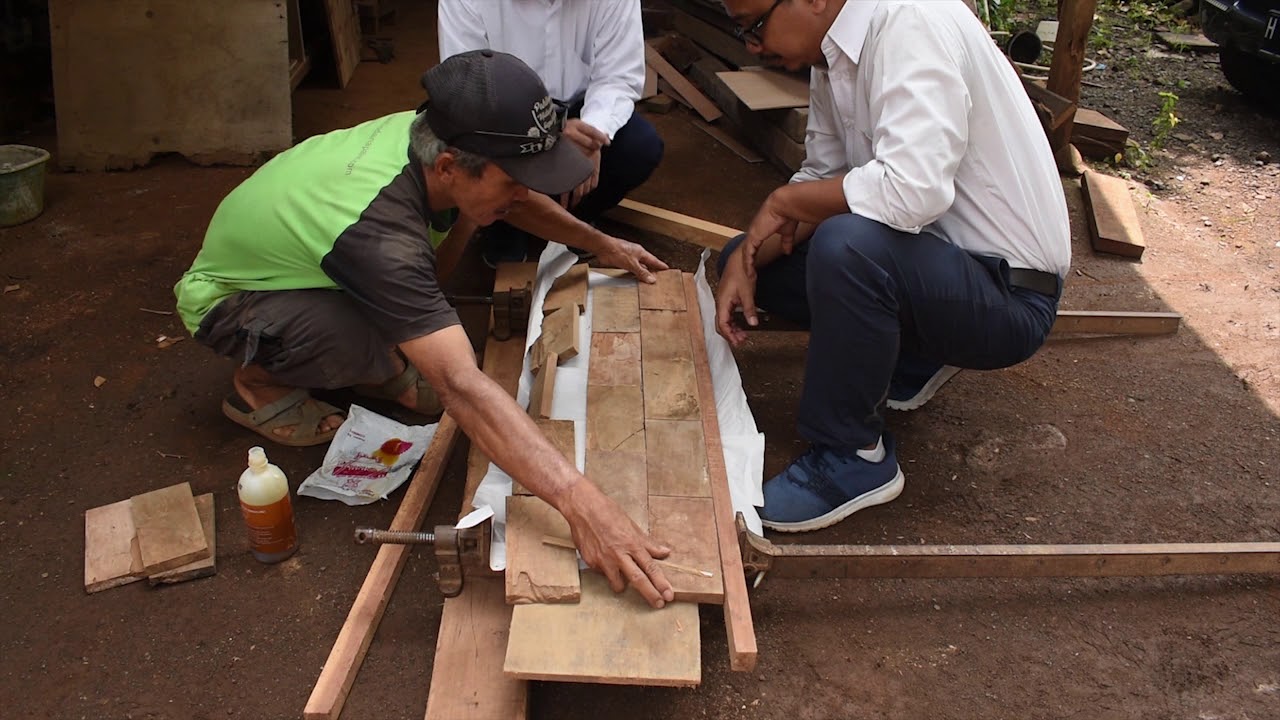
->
[353,528,436,546]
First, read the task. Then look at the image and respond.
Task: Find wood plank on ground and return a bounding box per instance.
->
[638,270,688,311]
[592,284,641,333]
[645,419,710,497]
[424,578,528,720]
[504,573,701,686]
[648,496,723,604]
[505,496,581,604]
[681,273,758,672]
[1081,170,1146,259]
[645,44,722,122]
[691,119,764,163]
[586,384,645,454]
[149,493,216,585]
[1071,107,1129,159]
[588,332,642,387]
[716,68,809,110]
[130,482,209,575]
[543,263,588,314]
[1051,310,1180,336]
[84,498,146,593]
[604,198,740,251]
[585,450,649,531]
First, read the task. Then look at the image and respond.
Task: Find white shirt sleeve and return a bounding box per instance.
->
[841,6,971,233]
[790,69,847,184]
[578,0,645,141]
[437,0,489,61]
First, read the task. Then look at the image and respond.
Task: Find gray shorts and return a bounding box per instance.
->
[195,289,400,389]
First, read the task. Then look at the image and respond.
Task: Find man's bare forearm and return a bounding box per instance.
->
[505,193,609,254]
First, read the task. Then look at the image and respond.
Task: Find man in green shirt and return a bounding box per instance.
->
[175,50,675,607]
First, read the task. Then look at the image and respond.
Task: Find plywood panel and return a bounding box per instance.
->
[84,499,145,593]
[48,0,291,170]
[149,493,216,585]
[592,285,641,333]
[425,578,528,720]
[585,450,648,531]
[642,358,700,421]
[586,384,645,453]
[648,496,723,604]
[588,333,642,387]
[638,270,687,311]
[130,482,208,575]
[716,68,810,110]
[645,419,709,497]
[505,496,581,604]
[504,573,700,686]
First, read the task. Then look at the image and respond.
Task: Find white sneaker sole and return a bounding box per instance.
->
[761,468,906,533]
[886,366,962,411]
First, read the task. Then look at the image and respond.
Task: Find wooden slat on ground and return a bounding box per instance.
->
[505,496,581,604]
[648,496,723,604]
[425,578,527,720]
[1082,170,1146,259]
[645,44,722,122]
[681,273,758,671]
[149,493,216,585]
[130,482,209,575]
[503,573,701,686]
[645,419,710,497]
[84,498,146,593]
[604,199,740,251]
[1051,310,1180,336]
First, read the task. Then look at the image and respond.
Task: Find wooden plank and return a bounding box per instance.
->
[1021,77,1076,142]
[681,273,758,672]
[530,305,580,372]
[1155,31,1218,51]
[685,57,806,174]
[648,496,723,604]
[645,419,710,497]
[643,358,701,421]
[588,332,643,387]
[323,0,362,88]
[129,483,208,575]
[1051,310,1180,336]
[638,270,688,311]
[305,414,461,720]
[716,69,809,110]
[504,573,701,686]
[149,493,216,585]
[604,199,740,252]
[1046,0,1098,149]
[1072,107,1129,159]
[645,44,722,122]
[643,65,658,99]
[586,384,645,454]
[505,496,581,604]
[591,284,641,333]
[692,119,765,163]
[640,310,693,362]
[543,263,588,314]
[48,0,291,170]
[1081,170,1146,259]
[526,353,558,420]
[424,578,528,720]
[84,499,146,593]
[585,450,649,531]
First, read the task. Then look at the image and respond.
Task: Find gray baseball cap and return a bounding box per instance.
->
[418,49,592,196]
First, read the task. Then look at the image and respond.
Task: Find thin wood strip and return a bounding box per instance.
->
[304,414,462,720]
[681,272,758,672]
[603,199,741,251]
[645,44,722,122]
[424,578,528,720]
[1050,310,1180,336]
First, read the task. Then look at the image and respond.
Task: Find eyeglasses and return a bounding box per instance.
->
[733,0,785,46]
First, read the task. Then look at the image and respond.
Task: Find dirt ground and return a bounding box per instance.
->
[2,3,1278,719]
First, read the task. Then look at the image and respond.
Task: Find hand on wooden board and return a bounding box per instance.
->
[594,236,670,285]
[558,480,675,609]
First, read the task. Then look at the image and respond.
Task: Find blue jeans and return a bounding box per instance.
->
[717,214,1060,452]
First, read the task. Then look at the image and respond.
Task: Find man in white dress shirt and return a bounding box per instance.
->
[714,0,1071,532]
[439,0,663,266]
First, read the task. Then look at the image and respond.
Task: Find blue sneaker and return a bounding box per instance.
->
[887,363,961,411]
[760,434,905,532]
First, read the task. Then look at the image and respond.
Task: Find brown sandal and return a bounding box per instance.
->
[221,389,345,448]
[354,363,443,418]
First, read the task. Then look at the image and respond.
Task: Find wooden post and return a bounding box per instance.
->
[1047,0,1098,150]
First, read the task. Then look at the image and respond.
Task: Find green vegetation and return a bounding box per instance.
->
[1151,91,1180,151]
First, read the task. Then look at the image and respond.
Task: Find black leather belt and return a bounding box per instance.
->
[1007,267,1061,297]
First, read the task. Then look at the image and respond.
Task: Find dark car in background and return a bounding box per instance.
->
[1200,0,1280,110]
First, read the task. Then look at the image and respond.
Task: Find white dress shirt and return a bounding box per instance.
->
[438,0,646,141]
[797,0,1071,277]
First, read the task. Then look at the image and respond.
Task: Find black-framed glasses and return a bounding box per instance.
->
[733,0,785,46]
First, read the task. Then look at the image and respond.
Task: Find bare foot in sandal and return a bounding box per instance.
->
[232,364,344,441]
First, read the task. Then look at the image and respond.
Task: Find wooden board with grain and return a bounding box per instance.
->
[604,199,740,252]
[129,483,209,575]
[638,270,688,311]
[425,578,528,720]
[1082,170,1146,259]
[592,284,641,333]
[544,263,588,314]
[645,419,710,497]
[527,354,557,420]
[645,44,722,122]
[84,499,146,593]
[531,305,580,372]
[149,493,216,585]
[716,68,810,110]
[586,384,645,454]
[585,450,649,532]
[505,496,581,604]
[588,333,642,387]
[504,573,701,687]
[640,310,693,363]
[648,496,723,604]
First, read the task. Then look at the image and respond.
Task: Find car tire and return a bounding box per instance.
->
[1218,45,1280,113]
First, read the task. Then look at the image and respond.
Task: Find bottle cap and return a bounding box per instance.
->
[247,446,268,470]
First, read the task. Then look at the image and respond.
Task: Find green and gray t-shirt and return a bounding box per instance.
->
[174,111,459,345]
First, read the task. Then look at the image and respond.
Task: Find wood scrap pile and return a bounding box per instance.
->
[84,482,216,592]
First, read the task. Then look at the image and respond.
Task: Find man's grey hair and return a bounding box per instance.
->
[410,113,490,176]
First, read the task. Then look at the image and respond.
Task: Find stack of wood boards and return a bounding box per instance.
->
[84,482,216,592]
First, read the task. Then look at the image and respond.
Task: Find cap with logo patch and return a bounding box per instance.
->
[418,49,592,196]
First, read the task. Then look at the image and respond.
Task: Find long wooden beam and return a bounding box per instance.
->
[1051,310,1180,336]
[604,199,740,251]
[1046,0,1099,149]
[682,273,758,672]
[304,413,462,720]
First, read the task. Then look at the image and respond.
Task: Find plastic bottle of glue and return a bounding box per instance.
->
[237,446,299,563]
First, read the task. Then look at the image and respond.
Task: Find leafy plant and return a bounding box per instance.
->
[1114,139,1153,170]
[1151,91,1180,150]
